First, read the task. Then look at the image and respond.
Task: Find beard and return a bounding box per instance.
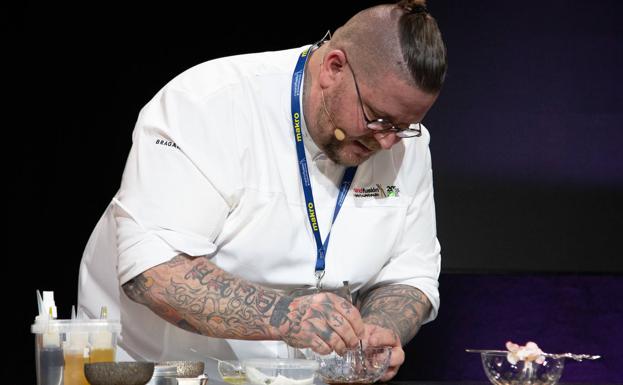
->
[314,124,380,167]
[323,135,347,164]
[308,86,381,166]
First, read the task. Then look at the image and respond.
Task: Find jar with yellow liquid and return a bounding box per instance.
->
[33,318,121,385]
[90,328,116,363]
[63,332,90,385]
[90,347,115,362]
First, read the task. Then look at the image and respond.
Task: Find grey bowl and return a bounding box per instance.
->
[159,360,205,378]
[84,362,155,385]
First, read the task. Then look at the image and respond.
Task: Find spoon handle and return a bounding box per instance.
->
[465,349,601,361]
[545,353,601,361]
[465,349,507,354]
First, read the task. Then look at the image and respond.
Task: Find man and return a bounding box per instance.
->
[78,0,446,380]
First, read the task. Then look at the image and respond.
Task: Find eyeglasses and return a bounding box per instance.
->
[348,62,422,138]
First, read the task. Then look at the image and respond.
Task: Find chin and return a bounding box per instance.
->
[336,152,372,166]
[327,145,375,166]
[321,134,377,166]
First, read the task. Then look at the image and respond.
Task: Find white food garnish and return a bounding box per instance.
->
[506,341,546,365]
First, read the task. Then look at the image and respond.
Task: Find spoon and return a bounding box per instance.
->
[342,281,368,375]
[204,356,245,378]
[465,349,601,362]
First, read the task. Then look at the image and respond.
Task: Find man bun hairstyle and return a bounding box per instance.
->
[396,0,447,93]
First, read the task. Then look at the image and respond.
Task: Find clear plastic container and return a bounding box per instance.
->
[31,319,121,385]
[242,358,318,385]
[146,365,178,385]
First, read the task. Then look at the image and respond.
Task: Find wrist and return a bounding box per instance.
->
[268,295,294,340]
[363,315,400,336]
[362,314,389,326]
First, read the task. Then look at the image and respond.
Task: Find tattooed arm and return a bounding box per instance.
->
[359,284,431,344]
[122,254,364,354]
[358,284,432,381]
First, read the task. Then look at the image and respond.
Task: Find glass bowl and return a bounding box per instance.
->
[242,358,318,385]
[481,351,565,385]
[217,360,246,384]
[315,346,392,384]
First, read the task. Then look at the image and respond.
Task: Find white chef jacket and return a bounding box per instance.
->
[78,45,441,377]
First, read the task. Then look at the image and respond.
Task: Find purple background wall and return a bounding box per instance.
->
[11,1,622,384]
[425,0,622,274]
[396,274,623,383]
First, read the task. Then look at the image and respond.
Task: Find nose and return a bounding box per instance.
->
[373,131,401,150]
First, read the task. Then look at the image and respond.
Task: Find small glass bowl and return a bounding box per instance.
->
[217,360,246,385]
[480,351,565,385]
[315,346,392,384]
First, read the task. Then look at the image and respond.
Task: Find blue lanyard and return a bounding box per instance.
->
[290,45,357,282]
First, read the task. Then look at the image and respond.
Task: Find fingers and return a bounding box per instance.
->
[380,365,399,382]
[363,323,404,381]
[324,305,362,350]
[388,344,405,370]
[326,293,366,342]
[309,293,363,352]
[374,340,404,381]
[309,334,332,356]
[277,292,365,354]
[307,317,347,355]
[379,345,404,381]
[366,325,400,348]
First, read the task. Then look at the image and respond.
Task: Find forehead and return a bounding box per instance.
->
[363,71,438,123]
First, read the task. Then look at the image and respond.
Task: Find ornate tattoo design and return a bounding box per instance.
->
[359,284,431,345]
[122,254,283,340]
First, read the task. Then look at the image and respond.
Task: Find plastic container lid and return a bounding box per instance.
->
[31,319,121,334]
[242,358,319,370]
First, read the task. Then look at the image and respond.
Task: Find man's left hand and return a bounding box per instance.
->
[363,323,404,381]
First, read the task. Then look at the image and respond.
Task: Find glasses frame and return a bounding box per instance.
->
[347,60,422,138]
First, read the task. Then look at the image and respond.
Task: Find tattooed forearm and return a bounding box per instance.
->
[122,254,286,340]
[358,284,431,345]
[122,254,364,352]
[123,274,152,304]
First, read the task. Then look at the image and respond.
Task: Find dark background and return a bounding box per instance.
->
[11,0,622,383]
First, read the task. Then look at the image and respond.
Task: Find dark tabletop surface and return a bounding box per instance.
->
[385,382,620,385]
[207,379,620,385]
[208,380,619,385]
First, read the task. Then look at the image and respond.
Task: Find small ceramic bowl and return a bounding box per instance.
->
[84,361,155,385]
[159,360,205,377]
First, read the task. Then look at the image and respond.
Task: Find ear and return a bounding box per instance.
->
[319,49,348,88]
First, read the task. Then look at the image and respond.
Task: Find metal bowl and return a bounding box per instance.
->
[159,360,205,377]
[84,362,155,385]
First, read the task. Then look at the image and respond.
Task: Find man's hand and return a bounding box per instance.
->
[358,284,432,381]
[363,323,404,381]
[269,292,366,355]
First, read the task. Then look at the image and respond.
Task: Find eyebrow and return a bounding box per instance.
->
[364,100,396,123]
[371,106,407,127]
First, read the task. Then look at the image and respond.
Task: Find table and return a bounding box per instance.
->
[386,382,620,385]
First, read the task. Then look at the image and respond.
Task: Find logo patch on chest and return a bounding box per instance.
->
[352,184,399,198]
